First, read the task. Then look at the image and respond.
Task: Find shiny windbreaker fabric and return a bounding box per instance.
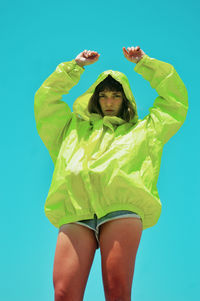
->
[34,55,188,230]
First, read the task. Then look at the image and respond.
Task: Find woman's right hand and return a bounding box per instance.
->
[75,50,100,67]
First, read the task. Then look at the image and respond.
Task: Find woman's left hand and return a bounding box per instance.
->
[122,46,145,63]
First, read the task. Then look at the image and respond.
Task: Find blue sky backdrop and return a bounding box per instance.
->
[1,0,199,300]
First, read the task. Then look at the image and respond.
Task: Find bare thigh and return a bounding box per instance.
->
[99,218,143,301]
[53,223,97,301]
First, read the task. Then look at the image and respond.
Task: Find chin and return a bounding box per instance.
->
[105,112,116,116]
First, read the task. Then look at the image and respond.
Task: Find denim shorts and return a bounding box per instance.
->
[60,210,142,249]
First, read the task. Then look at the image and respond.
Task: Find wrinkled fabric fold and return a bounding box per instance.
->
[34,55,188,230]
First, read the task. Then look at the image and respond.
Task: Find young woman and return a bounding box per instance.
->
[34,46,188,301]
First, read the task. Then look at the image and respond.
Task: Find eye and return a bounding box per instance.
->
[99,94,122,98]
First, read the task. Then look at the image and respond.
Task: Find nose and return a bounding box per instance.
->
[106,97,114,106]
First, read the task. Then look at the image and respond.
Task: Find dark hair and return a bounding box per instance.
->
[88,75,135,122]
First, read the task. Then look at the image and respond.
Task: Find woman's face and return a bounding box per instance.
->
[99,89,123,117]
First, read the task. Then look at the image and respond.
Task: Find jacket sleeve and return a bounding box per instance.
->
[34,59,85,164]
[134,55,188,145]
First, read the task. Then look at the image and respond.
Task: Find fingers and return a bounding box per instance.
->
[124,46,140,53]
[122,45,145,63]
[122,47,129,55]
[82,46,141,59]
[83,50,99,58]
[79,46,143,65]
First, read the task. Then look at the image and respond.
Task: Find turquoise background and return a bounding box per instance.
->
[1,0,199,300]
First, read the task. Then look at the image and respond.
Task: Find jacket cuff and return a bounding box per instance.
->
[134,54,151,73]
[71,59,85,73]
[59,59,85,75]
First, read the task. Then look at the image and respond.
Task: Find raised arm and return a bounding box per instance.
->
[34,50,100,164]
[134,54,188,144]
[34,59,85,165]
[122,45,188,144]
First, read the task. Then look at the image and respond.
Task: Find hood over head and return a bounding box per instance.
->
[73,69,138,125]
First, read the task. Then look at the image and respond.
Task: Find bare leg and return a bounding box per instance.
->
[53,223,97,301]
[99,218,143,301]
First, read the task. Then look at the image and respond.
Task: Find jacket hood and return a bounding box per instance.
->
[73,69,139,125]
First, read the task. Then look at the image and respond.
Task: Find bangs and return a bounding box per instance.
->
[95,75,124,93]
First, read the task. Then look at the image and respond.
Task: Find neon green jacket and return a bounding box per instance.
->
[34,54,188,229]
